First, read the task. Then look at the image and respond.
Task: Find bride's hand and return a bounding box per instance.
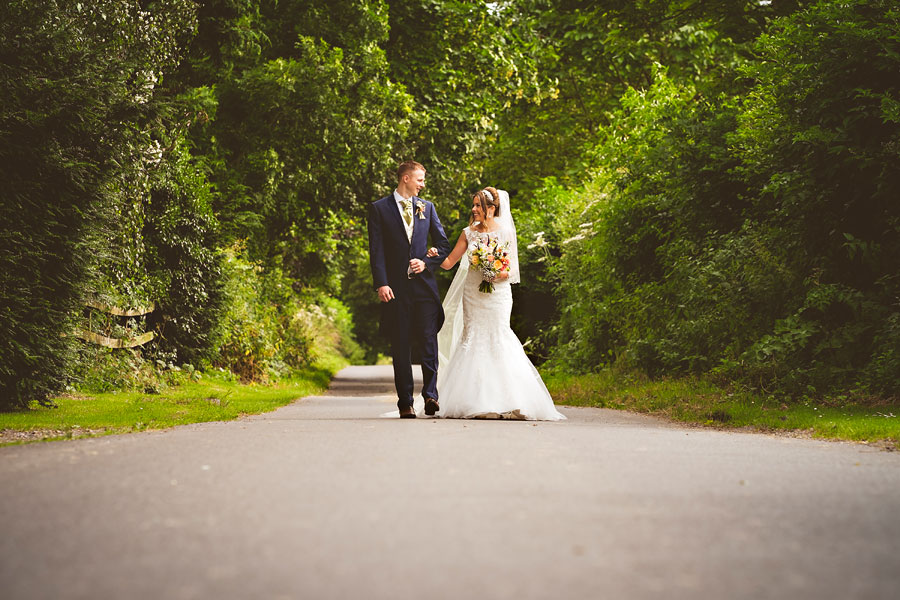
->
[426,247,438,257]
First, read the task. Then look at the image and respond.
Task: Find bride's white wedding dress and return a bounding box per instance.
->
[436,223,565,421]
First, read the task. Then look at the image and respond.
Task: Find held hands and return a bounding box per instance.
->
[409,258,426,274]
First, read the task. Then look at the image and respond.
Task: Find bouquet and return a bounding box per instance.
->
[468,235,511,293]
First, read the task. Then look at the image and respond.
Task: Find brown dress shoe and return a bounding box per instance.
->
[424,397,440,416]
[399,404,416,419]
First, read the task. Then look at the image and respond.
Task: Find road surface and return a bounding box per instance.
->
[2,365,898,599]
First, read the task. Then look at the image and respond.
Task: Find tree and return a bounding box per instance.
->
[384,0,545,206]
[174,0,411,289]
[485,0,803,196]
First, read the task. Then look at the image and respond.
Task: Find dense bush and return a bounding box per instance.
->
[143,137,224,364]
[547,0,900,397]
[0,0,196,408]
[215,243,362,382]
[727,0,900,395]
[72,343,201,395]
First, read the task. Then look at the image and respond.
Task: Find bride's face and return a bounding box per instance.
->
[471,196,484,221]
[471,196,493,221]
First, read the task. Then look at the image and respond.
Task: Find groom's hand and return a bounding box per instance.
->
[377,285,394,302]
[409,258,426,274]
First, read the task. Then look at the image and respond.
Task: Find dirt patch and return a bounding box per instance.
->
[1,427,110,445]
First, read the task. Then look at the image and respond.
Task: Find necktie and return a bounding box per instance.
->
[401,199,413,226]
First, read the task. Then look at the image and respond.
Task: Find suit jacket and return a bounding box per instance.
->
[367,194,451,306]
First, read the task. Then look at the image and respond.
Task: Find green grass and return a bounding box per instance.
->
[0,358,347,445]
[544,370,900,445]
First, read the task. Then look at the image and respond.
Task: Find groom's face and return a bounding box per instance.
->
[407,169,426,195]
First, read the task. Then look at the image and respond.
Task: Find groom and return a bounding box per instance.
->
[368,161,451,418]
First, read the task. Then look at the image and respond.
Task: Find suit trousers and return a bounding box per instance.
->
[388,279,442,410]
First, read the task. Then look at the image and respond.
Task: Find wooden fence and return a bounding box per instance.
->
[75,298,156,348]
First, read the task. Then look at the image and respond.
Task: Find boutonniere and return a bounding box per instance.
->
[415,200,426,220]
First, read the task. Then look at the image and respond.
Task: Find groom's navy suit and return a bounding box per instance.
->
[368,194,451,410]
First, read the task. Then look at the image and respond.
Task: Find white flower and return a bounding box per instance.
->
[145,139,163,165]
[527,231,548,250]
[562,233,586,244]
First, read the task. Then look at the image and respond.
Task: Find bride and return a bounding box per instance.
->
[427,187,565,421]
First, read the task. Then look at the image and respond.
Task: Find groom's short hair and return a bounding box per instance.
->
[397,160,426,181]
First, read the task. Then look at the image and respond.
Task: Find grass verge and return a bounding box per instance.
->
[0,357,347,446]
[544,370,899,446]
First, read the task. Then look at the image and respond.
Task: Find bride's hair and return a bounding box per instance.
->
[469,187,501,226]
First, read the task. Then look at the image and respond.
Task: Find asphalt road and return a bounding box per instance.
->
[2,365,899,599]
